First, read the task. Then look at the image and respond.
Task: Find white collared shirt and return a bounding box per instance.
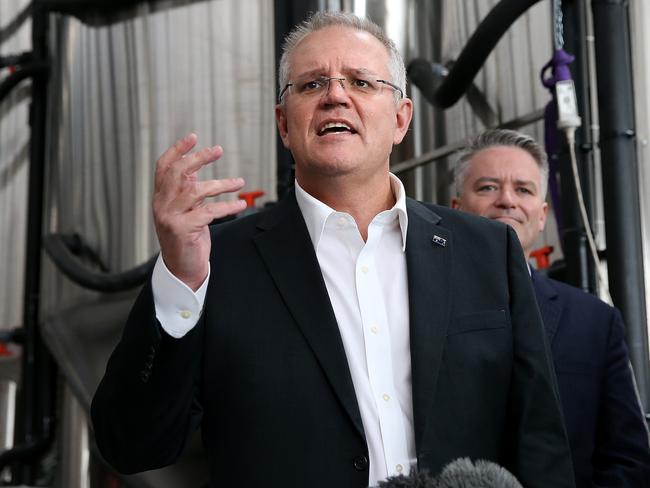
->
[152,173,415,484]
[295,174,414,484]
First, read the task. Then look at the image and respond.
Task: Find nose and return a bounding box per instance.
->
[320,78,350,106]
[494,188,517,208]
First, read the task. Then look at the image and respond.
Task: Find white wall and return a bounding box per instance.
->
[1,1,277,321]
[0,0,31,331]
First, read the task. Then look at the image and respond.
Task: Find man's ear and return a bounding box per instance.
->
[451,197,461,209]
[275,104,291,149]
[393,98,413,145]
[538,201,549,233]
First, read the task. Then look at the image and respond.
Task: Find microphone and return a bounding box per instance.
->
[374,458,522,488]
[436,458,523,488]
[376,469,437,488]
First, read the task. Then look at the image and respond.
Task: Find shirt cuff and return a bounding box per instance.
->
[151,254,209,338]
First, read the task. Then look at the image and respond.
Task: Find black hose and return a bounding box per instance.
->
[0,428,53,473]
[0,328,24,344]
[57,233,110,272]
[408,0,543,109]
[0,62,48,103]
[0,52,33,69]
[43,233,157,293]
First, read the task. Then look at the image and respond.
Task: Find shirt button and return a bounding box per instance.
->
[337,217,347,227]
[360,265,369,274]
[370,325,379,334]
[180,310,192,319]
[396,464,403,473]
[353,455,368,471]
[382,393,390,402]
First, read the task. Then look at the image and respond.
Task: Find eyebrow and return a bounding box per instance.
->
[472,177,538,190]
[292,66,379,80]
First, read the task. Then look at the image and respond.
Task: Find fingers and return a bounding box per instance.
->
[155,134,230,204]
[180,145,224,177]
[156,133,198,180]
[194,199,248,225]
[174,177,247,213]
[158,198,247,236]
[155,134,224,190]
[153,134,249,232]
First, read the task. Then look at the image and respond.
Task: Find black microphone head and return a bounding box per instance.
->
[376,469,437,488]
[436,458,523,488]
[406,58,447,106]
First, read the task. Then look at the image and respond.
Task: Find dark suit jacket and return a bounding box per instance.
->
[91,193,575,488]
[532,270,650,487]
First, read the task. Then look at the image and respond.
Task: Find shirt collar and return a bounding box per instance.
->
[295,173,409,251]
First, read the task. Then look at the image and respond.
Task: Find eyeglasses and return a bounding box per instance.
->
[278,76,403,102]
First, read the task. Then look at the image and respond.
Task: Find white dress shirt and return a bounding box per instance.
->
[152,174,415,485]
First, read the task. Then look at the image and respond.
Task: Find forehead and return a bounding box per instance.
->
[288,25,390,77]
[466,146,542,184]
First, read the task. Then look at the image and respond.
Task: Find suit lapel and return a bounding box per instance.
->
[531,270,562,344]
[405,199,453,451]
[253,192,365,439]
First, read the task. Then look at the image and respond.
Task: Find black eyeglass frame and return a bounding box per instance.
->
[277,78,404,103]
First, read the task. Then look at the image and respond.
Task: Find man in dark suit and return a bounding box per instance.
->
[452,128,650,488]
[91,13,574,488]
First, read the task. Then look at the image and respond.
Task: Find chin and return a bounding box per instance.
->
[303,154,361,176]
[494,218,524,233]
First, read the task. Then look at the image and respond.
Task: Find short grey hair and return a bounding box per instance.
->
[454,129,549,199]
[278,11,406,103]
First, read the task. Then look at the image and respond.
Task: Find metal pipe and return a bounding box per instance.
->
[273,0,320,199]
[0,62,47,102]
[422,0,543,109]
[591,0,650,410]
[392,108,545,175]
[557,0,598,293]
[13,3,56,484]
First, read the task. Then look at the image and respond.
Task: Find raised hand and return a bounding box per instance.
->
[153,133,246,290]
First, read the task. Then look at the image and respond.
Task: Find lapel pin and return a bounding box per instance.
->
[432,235,447,247]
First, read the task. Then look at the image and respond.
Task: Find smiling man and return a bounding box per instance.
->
[451,130,549,257]
[92,14,575,488]
[452,129,650,488]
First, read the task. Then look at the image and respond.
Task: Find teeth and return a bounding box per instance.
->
[319,122,352,134]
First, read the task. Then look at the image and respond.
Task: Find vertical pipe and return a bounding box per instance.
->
[430,0,448,204]
[557,0,597,293]
[16,2,55,483]
[591,0,650,410]
[59,385,90,488]
[273,0,321,200]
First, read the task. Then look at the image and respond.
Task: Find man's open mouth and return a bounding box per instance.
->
[317,122,357,136]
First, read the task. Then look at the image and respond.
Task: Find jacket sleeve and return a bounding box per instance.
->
[593,307,650,487]
[504,226,576,487]
[90,280,204,474]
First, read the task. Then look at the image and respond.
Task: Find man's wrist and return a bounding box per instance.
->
[151,255,210,338]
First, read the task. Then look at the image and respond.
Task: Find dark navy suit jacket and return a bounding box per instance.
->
[92,195,576,488]
[532,270,650,488]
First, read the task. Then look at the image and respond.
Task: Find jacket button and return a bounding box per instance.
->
[353,455,368,471]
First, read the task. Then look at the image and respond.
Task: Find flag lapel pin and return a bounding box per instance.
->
[432,235,447,247]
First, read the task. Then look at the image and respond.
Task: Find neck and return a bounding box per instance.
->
[297,171,395,241]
